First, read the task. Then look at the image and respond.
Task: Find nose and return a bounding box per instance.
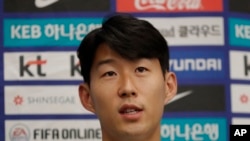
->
[118,76,137,98]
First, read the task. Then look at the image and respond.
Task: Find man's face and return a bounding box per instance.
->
[79,43,177,140]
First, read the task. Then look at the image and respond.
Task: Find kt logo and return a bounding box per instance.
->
[70,55,80,76]
[19,56,47,77]
[244,55,250,76]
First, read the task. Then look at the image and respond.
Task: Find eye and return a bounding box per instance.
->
[135,67,148,73]
[102,71,117,77]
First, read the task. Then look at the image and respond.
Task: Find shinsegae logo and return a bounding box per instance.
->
[14,95,24,106]
[231,84,250,114]
[4,85,91,115]
[240,94,249,104]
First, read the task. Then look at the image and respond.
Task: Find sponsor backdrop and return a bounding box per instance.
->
[0,0,249,140]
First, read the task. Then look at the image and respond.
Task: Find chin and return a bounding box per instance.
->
[121,124,147,136]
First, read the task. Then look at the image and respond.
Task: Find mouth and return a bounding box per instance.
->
[119,104,143,117]
[120,108,142,114]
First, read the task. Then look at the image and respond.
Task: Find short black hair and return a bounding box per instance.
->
[77,13,169,84]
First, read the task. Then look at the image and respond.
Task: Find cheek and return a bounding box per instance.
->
[142,75,166,94]
[149,88,166,105]
[150,83,167,112]
[142,78,167,105]
[90,82,117,112]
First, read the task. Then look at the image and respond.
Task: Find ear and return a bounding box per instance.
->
[78,83,96,113]
[164,72,177,105]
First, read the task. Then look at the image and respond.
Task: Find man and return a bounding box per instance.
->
[77,13,177,141]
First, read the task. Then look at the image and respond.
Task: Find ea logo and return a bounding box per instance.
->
[9,124,30,141]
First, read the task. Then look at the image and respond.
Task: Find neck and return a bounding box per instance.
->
[102,128,161,141]
[102,136,161,141]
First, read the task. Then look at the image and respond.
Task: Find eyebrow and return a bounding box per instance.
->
[95,59,115,69]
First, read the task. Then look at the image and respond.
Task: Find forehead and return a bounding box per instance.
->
[92,43,161,68]
[93,43,122,63]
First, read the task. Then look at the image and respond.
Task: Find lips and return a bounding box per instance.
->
[119,104,143,115]
[118,104,143,121]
